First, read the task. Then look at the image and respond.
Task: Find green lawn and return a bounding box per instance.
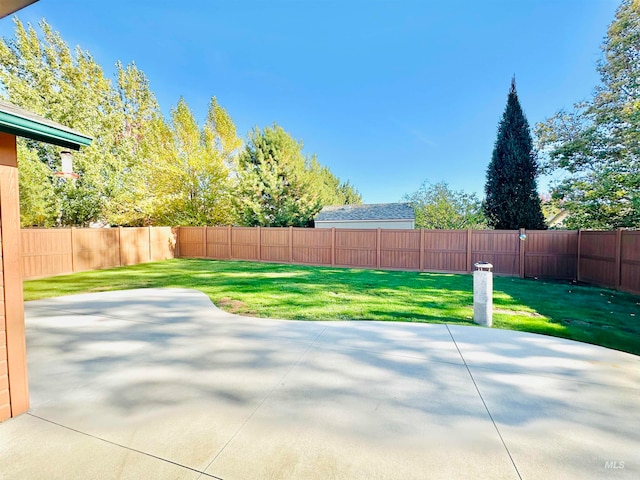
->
[23,258,640,355]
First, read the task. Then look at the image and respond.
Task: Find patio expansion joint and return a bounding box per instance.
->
[445,324,523,480]
[25,413,226,480]
[461,362,640,392]
[196,325,328,480]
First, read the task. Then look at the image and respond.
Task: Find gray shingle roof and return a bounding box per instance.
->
[315,203,415,222]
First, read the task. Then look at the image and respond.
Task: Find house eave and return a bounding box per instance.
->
[0,105,92,150]
[0,0,38,19]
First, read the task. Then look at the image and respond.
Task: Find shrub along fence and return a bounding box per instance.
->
[20,226,639,295]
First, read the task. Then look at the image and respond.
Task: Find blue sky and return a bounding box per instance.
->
[1,0,619,203]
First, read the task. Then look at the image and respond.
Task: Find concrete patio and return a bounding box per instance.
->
[1,288,638,479]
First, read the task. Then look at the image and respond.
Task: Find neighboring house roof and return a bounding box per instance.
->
[547,209,570,228]
[316,203,415,222]
[0,99,92,150]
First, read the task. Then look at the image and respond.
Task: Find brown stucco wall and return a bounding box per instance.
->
[0,132,29,421]
[0,230,9,421]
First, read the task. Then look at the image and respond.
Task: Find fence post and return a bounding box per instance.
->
[257,226,261,261]
[118,226,123,266]
[70,226,76,273]
[289,226,293,263]
[376,228,381,270]
[148,226,152,262]
[576,229,582,282]
[466,229,473,274]
[174,227,180,258]
[419,228,425,272]
[227,225,232,259]
[519,228,526,279]
[331,227,335,266]
[615,227,623,289]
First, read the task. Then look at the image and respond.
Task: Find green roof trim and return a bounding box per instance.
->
[0,100,92,150]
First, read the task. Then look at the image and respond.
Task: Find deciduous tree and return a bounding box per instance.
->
[405,181,486,229]
[0,19,150,226]
[108,61,162,226]
[0,18,360,229]
[536,0,640,229]
[17,146,56,227]
[149,98,236,226]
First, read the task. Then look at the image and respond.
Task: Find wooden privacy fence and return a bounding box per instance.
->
[578,230,640,295]
[20,226,640,295]
[177,227,582,281]
[21,226,177,280]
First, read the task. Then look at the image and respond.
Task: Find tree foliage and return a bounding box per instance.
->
[307,159,362,208]
[0,19,151,226]
[336,180,362,205]
[236,124,321,227]
[404,181,486,229]
[484,79,546,230]
[235,124,360,227]
[148,98,237,226]
[0,18,360,227]
[108,61,162,225]
[17,146,56,227]
[536,0,640,229]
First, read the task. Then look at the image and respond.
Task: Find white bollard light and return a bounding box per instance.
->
[473,262,493,327]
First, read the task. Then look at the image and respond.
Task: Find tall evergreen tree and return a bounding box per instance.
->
[484,78,546,230]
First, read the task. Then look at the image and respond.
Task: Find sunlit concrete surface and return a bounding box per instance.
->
[1,288,638,479]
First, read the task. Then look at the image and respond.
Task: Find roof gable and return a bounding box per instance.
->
[315,203,415,222]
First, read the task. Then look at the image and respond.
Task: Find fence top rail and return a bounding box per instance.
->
[171,226,590,234]
[22,227,72,231]
[413,229,465,233]
[526,230,578,234]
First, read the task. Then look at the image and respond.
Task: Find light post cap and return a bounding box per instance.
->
[474,261,493,271]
